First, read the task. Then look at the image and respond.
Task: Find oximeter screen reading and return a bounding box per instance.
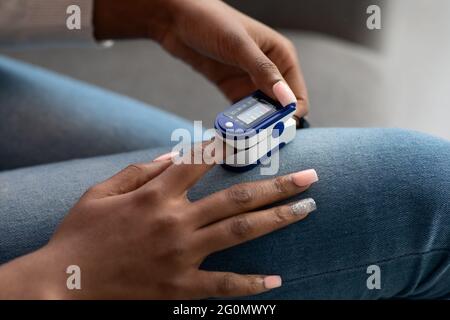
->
[237,102,273,125]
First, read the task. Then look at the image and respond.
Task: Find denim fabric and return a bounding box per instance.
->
[0,55,195,170]
[0,56,449,299]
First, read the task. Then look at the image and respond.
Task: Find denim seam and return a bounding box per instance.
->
[284,247,450,284]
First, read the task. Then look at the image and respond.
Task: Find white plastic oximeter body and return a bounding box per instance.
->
[214,90,296,171]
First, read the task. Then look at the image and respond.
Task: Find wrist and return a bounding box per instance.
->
[93,0,175,41]
[0,245,66,299]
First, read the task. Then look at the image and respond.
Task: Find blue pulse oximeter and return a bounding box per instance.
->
[214,91,297,171]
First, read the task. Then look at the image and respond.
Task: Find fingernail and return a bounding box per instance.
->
[153,151,178,162]
[264,276,282,289]
[272,81,297,107]
[291,169,319,187]
[291,198,317,216]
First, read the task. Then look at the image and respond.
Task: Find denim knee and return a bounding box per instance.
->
[388,128,450,210]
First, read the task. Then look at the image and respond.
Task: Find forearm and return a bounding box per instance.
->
[0,0,180,46]
[93,0,176,41]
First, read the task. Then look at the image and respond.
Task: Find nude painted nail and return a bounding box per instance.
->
[264,276,282,289]
[290,198,317,216]
[291,169,319,187]
[272,81,297,107]
[153,151,178,162]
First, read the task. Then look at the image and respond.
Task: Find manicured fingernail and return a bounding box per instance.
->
[291,198,317,216]
[153,151,178,162]
[273,81,297,107]
[291,169,319,187]
[264,276,282,289]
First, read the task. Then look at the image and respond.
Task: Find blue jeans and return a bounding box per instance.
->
[1,55,449,299]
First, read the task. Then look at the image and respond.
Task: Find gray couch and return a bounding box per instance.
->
[2,0,449,140]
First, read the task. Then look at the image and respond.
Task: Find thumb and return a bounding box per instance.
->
[237,41,297,107]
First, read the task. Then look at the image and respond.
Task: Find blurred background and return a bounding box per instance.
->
[2,0,449,140]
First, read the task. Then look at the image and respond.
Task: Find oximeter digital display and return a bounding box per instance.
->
[236,102,273,125]
[214,90,297,171]
[215,91,295,138]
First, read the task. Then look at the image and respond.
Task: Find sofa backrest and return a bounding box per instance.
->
[225,0,387,49]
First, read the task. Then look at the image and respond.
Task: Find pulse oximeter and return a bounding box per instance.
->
[214,90,296,171]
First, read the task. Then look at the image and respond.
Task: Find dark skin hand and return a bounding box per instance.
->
[0,142,318,299]
[93,0,309,121]
[0,1,315,299]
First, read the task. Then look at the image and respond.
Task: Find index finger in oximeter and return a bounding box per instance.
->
[214,90,297,171]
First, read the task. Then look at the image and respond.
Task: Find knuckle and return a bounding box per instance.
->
[82,185,102,198]
[218,31,246,60]
[227,184,253,207]
[229,216,252,238]
[299,95,309,111]
[217,274,238,295]
[255,57,279,75]
[277,36,297,60]
[273,206,292,224]
[222,31,246,50]
[273,176,290,194]
[124,163,145,175]
[140,184,164,201]
[247,277,263,294]
[113,183,129,196]
[283,38,297,53]
[155,213,181,230]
